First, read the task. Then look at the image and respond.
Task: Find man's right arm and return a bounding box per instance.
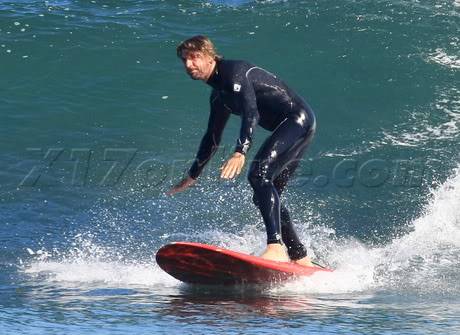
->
[167,91,230,195]
[189,91,230,179]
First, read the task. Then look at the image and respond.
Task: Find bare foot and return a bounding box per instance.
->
[259,244,290,262]
[293,256,319,268]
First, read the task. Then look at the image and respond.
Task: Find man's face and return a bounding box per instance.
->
[180,51,214,81]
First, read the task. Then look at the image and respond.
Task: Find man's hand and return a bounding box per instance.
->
[220,152,245,179]
[167,176,197,196]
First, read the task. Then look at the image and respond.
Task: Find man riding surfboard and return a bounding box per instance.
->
[168,36,317,267]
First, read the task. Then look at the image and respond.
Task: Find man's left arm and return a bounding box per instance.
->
[234,79,259,155]
[220,77,259,179]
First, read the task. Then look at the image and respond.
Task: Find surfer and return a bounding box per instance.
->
[168,36,317,267]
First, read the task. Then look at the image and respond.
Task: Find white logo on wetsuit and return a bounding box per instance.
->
[233,83,241,92]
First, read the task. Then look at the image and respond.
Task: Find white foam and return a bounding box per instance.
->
[277,240,380,294]
[25,259,178,287]
[24,235,180,288]
[23,167,460,295]
[381,87,460,147]
[428,48,460,69]
[26,261,178,287]
[274,166,460,295]
[386,167,460,255]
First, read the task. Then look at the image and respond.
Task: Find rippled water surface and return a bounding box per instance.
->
[1,0,459,334]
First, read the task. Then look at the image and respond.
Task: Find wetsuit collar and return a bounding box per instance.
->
[206,59,221,89]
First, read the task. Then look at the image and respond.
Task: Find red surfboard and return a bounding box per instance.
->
[156,242,332,285]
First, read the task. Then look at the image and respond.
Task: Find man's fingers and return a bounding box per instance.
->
[220,156,244,179]
[166,188,177,196]
[222,166,232,179]
[222,161,233,178]
[221,163,230,179]
[220,164,226,178]
[222,163,238,179]
[235,168,241,176]
[236,161,243,175]
[167,180,189,196]
[227,165,236,179]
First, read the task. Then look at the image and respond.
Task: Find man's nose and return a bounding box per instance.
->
[185,59,193,69]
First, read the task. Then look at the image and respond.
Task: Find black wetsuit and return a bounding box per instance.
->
[188,59,316,260]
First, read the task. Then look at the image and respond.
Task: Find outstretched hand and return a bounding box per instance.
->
[167,176,196,196]
[220,152,245,179]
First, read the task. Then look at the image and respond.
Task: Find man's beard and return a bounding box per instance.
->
[188,72,200,80]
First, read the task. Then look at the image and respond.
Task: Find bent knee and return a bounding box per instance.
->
[248,162,271,186]
[248,171,272,191]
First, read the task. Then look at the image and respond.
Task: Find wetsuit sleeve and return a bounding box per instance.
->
[188,91,230,179]
[234,77,259,155]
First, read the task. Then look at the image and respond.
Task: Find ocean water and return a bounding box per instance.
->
[1,0,459,334]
